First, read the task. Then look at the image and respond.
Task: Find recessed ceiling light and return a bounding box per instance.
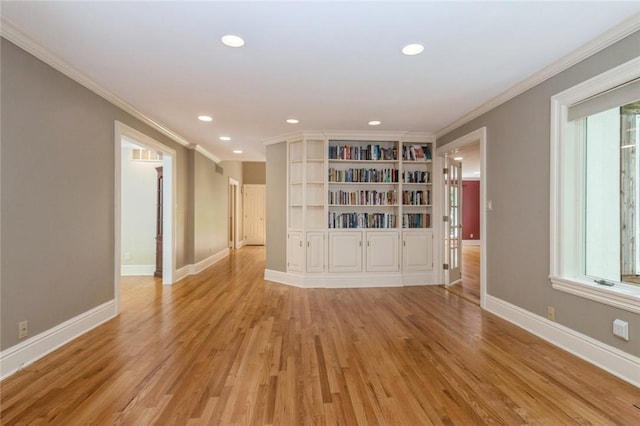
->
[198,115,213,122]
[286,118,299,124]
[221,35,245,48]
[233,150,243,154]
[402,43,424,56]
[220,136,231,141]
[368,120,381,126]
[454,156,463,161]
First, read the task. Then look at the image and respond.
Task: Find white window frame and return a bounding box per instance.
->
[550,56,640,314]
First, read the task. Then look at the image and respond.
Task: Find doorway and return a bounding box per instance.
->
[114,121,176,313]
[436,128,487,308]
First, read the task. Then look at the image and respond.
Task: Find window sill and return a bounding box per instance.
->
[550,275,640,314]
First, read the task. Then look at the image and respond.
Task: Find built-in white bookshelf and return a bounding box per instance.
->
[279,132,438,287]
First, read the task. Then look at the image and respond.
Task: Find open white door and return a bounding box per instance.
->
[444,157,462,285]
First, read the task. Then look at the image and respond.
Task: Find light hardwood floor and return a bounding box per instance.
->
[1,246,639,424]
[445,245,481,305]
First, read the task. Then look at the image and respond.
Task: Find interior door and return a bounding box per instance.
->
[243,185,266,245]
[444,157,462,284]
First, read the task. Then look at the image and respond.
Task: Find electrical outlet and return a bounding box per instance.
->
[470,233,474,238]
[613,319,629,341]
[18,320,28,339]
[124,252,131,261]
[547,306,555,321]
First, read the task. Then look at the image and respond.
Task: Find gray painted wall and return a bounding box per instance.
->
[265,143,287,271]
[243,162,266,185]
[0,38,227,350]
[192,155,242,263]
[438,31,640,357]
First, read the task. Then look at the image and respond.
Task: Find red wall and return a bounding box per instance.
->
[462,180,480,240]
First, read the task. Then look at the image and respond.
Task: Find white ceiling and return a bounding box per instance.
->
[2,2,639,161]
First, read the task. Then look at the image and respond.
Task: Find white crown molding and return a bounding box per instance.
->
[191,144,222,164]
[264,130,436,145]
[435,13,640,139]
[0,17,220,164]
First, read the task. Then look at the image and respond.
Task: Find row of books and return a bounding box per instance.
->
[402,170,431,183]
[328,168,398,183]
[328,190,397,206]
[328,212,397,229]
[329,144,397,161]
[402,145,432,161]
[402,214,431,228]
[402,190,431,205]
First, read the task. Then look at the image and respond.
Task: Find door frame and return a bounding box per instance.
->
[114,121,177,312]
[436,127,487,309]
[229,177,240,249]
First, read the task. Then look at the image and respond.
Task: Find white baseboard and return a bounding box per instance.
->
[264,269,439,288]
[264,269,307,287]
[0,300,117,380]
[175,248,230,282]
[121,264,155,276]
[237,240,245,249]
[485,295,640,388]
[462,239,481,246]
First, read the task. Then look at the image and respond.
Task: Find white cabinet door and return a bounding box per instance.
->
[403,230,433,271]
[366,231,399,272]
[328,231,362,272]
[306,232,325,273]
[288,231,304,272]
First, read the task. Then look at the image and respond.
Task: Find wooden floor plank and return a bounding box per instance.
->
[1,246,639,425]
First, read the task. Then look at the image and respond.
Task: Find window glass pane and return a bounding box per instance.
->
[584,108,620,281]
[579,99,640,285]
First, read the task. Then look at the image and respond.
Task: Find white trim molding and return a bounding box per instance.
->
[191,144,221,164]
[115,120,177,295]
[0,300,117,380]
[436,127,488,309]
[175,248,230,282]
[485,295,640,388]
[0,17,220,163]
[436,13,640,139]
[549,56,640,314]
[550,276,640,315]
